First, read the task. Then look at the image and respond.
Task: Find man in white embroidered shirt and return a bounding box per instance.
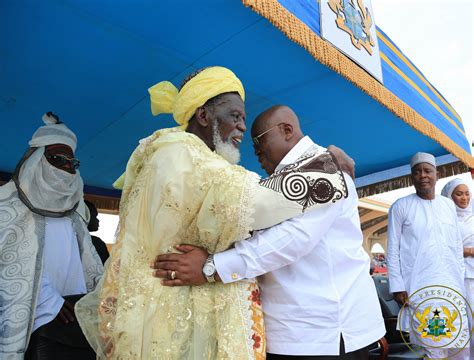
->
[152,105,385,359]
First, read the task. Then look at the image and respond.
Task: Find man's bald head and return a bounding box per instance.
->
[252,105,356,178]
[251,105,302,139]
[251,105,304,175]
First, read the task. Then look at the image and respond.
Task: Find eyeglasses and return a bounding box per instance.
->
[45,154,80,170]
[252,123,284,145]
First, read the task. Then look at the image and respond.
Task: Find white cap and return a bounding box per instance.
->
[28,112,77,152]
[410,152,436,168]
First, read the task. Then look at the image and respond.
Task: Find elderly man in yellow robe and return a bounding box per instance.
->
[76,67,350,359]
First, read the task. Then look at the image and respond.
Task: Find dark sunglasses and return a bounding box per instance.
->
[45,153,80,170]
[252,123,285,145]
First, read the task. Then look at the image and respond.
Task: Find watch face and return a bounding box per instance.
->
[203,263,215,277]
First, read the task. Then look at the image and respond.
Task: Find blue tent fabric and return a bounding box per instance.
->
[279,0,464,137]
[0,0,472,199]
[377,30,466,143]
[260,0,470,155]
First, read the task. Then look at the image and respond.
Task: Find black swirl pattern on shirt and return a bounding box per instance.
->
[259,149,347,211]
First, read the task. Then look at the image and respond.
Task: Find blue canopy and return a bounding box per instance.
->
[1,0,472,200]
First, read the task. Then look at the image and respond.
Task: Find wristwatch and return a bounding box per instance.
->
[202,254,216,283]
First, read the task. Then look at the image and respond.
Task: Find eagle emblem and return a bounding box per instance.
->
[416,306,458,341]
[327,0,375,55]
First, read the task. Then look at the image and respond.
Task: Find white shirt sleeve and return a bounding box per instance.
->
[214,198,343,283]
[387,202,406,293]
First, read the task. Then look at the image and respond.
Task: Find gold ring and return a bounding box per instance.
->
[170,270,177,280]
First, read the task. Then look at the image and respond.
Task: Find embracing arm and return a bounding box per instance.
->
[152,194,342,286]
[151,146,348,285]
[327,145,355,180]
[215,200,341,283]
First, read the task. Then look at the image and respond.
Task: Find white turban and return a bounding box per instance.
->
[29,112,78,151]
[14,112,83,216]
[410,152,436,168]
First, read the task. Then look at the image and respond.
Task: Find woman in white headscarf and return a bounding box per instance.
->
[442,177,473,356]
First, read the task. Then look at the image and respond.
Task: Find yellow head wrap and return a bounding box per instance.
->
[113,67,245,190]
[148,66,245,128]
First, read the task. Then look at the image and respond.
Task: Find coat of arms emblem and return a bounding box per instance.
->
[416,306,458,341]
[327,0,375,55]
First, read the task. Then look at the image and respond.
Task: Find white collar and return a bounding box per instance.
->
[275,136,325,172]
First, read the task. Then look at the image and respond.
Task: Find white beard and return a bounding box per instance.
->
[212,122,241,165]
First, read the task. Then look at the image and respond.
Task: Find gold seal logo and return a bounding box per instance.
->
[327,0,375,55]
[399,285,472,358]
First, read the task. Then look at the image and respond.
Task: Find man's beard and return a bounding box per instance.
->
[212,122,241,165]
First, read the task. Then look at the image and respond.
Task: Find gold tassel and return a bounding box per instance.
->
[241,0,474,168]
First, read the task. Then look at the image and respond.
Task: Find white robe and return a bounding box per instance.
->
[458,209,474,359]
[0,181,103,359]
[387,194,467,348]
[459,213,474,280]
[33,217,88,332]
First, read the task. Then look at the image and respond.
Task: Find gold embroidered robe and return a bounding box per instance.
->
[76,128,346,359]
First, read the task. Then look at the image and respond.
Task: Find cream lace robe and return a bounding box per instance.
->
[76,128,347,359]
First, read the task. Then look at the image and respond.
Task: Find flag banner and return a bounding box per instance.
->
[320,0,383,83]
